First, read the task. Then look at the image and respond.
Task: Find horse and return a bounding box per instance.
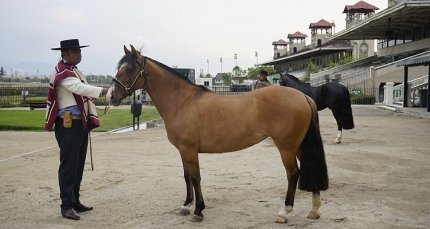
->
[279,73,354,144]
[108,45,329,223]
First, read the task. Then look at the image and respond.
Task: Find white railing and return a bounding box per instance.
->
[393,75,428,105]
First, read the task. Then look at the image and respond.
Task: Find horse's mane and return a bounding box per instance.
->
[117,52,211,92]
[283,73,304,84]
[281,72,312,89]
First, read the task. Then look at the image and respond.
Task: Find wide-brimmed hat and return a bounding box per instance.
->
[51,39,89,50]
[260,70,268,76]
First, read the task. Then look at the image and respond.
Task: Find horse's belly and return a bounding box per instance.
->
[199,130,268,153]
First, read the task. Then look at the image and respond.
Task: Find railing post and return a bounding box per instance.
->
[324,75,330,83]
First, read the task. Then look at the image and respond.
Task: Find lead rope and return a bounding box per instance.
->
[90,85,113,171]
[96,104,110,116]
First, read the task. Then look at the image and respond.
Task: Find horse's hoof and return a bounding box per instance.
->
[190,215,204,222]
[179,207,190,216]
[275,215,288,223]
[335,139,341,144]
[307,211,320,219]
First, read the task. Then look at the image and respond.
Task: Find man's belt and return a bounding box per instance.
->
[59,114,82,120]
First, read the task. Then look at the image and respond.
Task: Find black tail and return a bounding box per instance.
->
[299,96,329,192]
[341,86,354,130]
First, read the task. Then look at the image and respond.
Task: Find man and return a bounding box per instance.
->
[45,39,108,220]
[251,70,271,90]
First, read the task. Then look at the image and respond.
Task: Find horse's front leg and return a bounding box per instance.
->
[307,191,321,219]
[181,151,205,222]
[276,149,299,223]
[179,158,194,216]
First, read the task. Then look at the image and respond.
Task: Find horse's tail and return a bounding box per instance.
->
[341,86,354,130]
[299,95,329,192]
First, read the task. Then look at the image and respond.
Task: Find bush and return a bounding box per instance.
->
[351,94,375,105]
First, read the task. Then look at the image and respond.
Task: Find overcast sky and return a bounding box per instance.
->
[0,0,387,76]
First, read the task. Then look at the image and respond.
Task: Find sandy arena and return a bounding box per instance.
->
[0,105,429,228]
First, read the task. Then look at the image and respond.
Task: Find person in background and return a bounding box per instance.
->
[251,70,271,90]
[45,39,109,220]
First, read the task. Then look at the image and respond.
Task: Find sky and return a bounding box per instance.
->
[0,0,388,76]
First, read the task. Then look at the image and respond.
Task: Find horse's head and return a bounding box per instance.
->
[108,45,147,106]
[279,73,291,87]
[279,73,301,88]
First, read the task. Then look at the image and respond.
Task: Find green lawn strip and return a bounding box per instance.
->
[0,108,160,131]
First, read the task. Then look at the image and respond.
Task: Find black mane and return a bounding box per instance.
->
[117,52,211,92]
[282,73,304,84]
[117,52,136,70]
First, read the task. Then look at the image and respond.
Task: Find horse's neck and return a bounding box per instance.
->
[143,61,198,118]
[287,78,313,96]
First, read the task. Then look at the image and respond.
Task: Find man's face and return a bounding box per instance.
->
[63,48,82,65]
[259,74,267,80]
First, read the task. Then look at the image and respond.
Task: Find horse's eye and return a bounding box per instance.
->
[125,67,133,73]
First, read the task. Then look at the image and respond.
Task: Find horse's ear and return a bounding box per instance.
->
[124,45,131,54]
[130,45,138,55]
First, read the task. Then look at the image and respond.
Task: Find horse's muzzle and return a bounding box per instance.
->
[107,86,121,106]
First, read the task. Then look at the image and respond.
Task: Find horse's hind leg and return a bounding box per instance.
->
[332,109,343,144]
[276,147,300,223]
[307,191,321,219]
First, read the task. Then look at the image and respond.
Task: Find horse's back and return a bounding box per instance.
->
[251,86,312,143]
[253,86,311,111]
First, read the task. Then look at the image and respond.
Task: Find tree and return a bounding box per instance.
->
[0,66,4,76]
[304,62,318,82]
[222,73,232,85]
[246,66,275,78]
[232,66,244,77]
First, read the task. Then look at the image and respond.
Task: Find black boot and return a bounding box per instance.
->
[61,208,80,220]
[74,202,93,213]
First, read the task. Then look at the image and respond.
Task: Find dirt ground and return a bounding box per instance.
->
[0,105,429,229]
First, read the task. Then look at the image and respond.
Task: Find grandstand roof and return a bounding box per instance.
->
[332,1,430,40]
[261,40,352,65]
[397,53,430,67]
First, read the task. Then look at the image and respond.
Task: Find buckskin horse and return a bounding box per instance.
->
[107,45,329,223]
[279,73,354,144]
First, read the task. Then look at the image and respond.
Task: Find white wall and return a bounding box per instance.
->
[195,77,213,88]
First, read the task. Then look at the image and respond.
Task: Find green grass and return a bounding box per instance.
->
[0,107,160,131]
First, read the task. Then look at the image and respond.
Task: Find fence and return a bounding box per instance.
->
[349,87,379,104]
[0,83,255,108]
[212,85,251,95]
[1,83,377,107]
[0,83,133,108]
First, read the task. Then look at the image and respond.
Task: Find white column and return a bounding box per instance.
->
[384,82,394,105]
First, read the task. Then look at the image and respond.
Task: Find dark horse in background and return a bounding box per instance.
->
[279,73,354,144]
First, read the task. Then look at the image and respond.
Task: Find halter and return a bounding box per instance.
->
[112,56,147,96]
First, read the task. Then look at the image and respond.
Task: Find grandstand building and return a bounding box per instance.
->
[263,0,430,109]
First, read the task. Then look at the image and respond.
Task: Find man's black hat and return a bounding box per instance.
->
[260,70,268,76]
[51,39,89,50]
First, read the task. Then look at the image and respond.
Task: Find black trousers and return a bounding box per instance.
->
[54,118,88,210]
